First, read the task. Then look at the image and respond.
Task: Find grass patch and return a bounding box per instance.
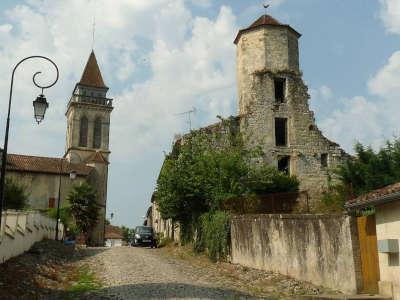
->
[68,266,102,294]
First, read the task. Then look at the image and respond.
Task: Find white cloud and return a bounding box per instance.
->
[379,0,400,34]
[311,48,400,153]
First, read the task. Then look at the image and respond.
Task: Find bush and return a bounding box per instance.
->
[198,211,230,262]
[4,178,29,210]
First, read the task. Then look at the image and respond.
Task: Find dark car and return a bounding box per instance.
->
[132,226,156,247]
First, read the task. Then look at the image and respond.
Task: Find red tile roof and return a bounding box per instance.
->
[79,51,107,89]
[234,14,301,44]
[6,153,93,176]
[105,225,123,239]
[345,182,400,209]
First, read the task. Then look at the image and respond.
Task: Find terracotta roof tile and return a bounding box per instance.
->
[79,51,107,89]
[6,153,93,176]
[345,181,400,209]
[234,14,301,44]
[105,225,123,239]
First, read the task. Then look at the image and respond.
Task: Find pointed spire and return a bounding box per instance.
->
[79,51,107,88]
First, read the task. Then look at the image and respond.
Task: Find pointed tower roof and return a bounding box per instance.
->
[79,51,107,89]
[234,14,301,44]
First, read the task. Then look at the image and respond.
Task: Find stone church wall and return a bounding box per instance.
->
[6,171,86,209]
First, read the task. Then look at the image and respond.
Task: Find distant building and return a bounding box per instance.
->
[4,51,113,246]
[105,225,124,247]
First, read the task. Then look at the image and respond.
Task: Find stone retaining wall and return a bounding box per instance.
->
[231,214,362,293]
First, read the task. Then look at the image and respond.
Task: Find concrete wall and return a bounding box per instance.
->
[231,214,361,293]
[0,210,63,263]
[376,201,400,300]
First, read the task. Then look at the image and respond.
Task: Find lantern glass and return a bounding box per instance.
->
[33,94,49,124]
[69,170,77,180]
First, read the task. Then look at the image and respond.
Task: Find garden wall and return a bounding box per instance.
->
[231,214,362,293]
[0,210,63,263]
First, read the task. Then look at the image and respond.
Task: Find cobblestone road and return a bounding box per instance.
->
[82,246,268,300]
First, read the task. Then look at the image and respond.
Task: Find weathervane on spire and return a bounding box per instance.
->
[263,3,270,15]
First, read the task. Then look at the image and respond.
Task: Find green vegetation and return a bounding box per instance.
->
[68,266,102,294]
[4,178,29,210]
[318,138,400,212]
[155,130,299,260]
[67,182,99,245]
[121,226,134,243]
[197,211,230,262]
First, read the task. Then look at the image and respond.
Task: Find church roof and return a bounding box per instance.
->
[79,51,107,89]
[234,14,301,44]
[86,151,109,164]
[6,154,93,176]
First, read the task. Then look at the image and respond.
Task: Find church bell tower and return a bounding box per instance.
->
[65,51,113,246]
[65,50,113,164]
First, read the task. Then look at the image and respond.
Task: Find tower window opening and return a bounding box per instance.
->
[278,156,290,175]
[93,117,102,149]
[275,118,287,146]
[79,116,88,147]
[321,153,328,168]
[274,78,286,103]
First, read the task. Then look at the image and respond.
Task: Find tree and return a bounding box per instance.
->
[4,178,29,210]
[155,131,299,242]
[316,137,400,212]
[67,182,99,245]
[121,226,133,243]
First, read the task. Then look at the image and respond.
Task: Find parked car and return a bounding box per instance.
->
[132,226,156,248]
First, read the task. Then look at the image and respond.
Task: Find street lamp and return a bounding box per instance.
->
[55,161,76,241]
[0,56,59,228]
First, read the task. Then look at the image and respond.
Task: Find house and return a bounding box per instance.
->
[105,225,124,247]
[345,182,400,300]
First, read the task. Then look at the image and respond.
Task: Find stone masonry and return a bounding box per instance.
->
[174,15,349,203]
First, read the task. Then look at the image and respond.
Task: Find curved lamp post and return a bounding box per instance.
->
[0,56,59,228]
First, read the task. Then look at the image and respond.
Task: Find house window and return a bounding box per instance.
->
[321,153,328,168]
[48,198,55,208]
[79,116,88,147]
[274,78,286,103]
[275,118,287,146]
[278,156,290,175]
[93,117,102,149]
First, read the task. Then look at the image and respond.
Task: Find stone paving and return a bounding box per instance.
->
[82,246,264,300]
[78,246,331,300]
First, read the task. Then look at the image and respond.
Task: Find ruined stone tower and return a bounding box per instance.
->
[65,51,113,245]
[234,15,348,200]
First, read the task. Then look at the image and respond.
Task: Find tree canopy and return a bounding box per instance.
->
[4,178,29,210]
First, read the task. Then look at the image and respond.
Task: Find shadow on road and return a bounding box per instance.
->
[77,282,276,300]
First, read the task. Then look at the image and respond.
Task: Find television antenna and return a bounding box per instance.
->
[175,107,197,131]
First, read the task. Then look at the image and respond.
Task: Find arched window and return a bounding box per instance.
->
[93,117,102,148]
[79,116,88,147]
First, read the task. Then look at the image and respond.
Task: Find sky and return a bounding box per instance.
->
[0,0,399,227]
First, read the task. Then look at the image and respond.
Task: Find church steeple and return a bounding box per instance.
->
[65,51,113,164]
[79,51,107,89]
